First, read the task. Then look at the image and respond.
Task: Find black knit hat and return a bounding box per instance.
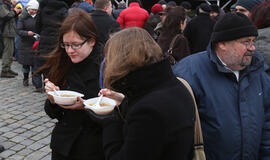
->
[211,12,258,43]
[199,3,211,13]
[235,0,264,11]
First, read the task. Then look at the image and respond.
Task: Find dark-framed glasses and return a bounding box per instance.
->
[60,38,89,50]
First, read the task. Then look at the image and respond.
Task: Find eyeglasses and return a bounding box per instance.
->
[60,38,89,50]
[236,40,256,49]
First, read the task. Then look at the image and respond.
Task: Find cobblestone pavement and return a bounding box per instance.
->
[0,60,55,160]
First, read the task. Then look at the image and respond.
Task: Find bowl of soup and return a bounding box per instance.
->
[84,97,117,115]
[48,90,84,105]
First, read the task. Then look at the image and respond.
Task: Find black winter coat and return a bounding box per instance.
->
[184,13,215,54]
[90,10,120,44]
[44,44,105,160]
[102,59,195,160]
[17,13,37,65]
[144,14,161,41]
[36,0,68,55]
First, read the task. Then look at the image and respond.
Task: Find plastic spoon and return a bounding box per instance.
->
[93,94,103,108]
[53,88,60,96]
[48,81,60,96]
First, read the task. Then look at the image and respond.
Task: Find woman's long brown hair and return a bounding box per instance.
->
[37,9,98,87]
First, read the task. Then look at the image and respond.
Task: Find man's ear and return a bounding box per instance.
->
[217,42,227,51]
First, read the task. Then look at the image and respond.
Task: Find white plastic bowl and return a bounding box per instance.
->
[48,90,84,105]
[84,97,117,115]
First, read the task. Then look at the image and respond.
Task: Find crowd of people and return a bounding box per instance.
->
[0,0,270,159]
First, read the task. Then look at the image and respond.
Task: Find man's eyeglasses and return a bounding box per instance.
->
[236,40,256,49]
[60,38,89,50]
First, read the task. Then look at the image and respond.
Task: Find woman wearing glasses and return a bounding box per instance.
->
[37,10,105,160]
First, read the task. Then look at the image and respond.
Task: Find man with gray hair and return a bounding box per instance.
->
[173,12,270,160]
[91,0,120,44]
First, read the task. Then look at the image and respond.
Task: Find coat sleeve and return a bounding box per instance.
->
[259,74,270,159]
[16,17,28,37]
[102,106,165,160]
[44,99,64,120]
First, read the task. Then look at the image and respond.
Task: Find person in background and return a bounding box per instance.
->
[0,0,22,78]
[11,0,23,61]
[11,0,22,16]
[251,0,270,76]
[144,3,163,41]
[180,1,192,23]
[112,1,126,20]
[158,0,166,5]
[167,1,176,7]
[184,3,215,54]
[173,12,270,160]
[154,6,175,41]
[69,0,94,13]
[158,6,190,63]
[94,27,195,160]
[40,10,105,160]
[91,0,120,44]
[235,0,264,17]
[34,0,69,92]
[77,1,94,13]
[158,0,167,10]
[17,0,39,86]
[230,3,237,12]
[117,0,149,29]
[209,4,220,21]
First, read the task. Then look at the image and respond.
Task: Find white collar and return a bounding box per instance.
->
[217,55,239,81]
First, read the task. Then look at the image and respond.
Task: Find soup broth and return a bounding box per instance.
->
[88,103,112,107]
[60,94,76,97]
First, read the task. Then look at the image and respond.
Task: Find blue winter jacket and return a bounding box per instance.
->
[173,45,270,160]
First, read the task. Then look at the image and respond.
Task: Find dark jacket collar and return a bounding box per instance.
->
[91,9,108,16]
[111,58,174,102]
[65,43,103,92]
[207,43,266,79]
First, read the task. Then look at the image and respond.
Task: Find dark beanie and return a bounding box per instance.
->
[210,4,219,13]
[167,1,177,7]
[199,3,211,13]
[235,0,264,11]
[181,1,192,10]
[158,0,167,5]
[211,12,258,43]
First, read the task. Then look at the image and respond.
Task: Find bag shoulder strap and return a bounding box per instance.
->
[177,77,204,146]
[167,34,180,55]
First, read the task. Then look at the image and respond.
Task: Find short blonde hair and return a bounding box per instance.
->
[103,27,163,89]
